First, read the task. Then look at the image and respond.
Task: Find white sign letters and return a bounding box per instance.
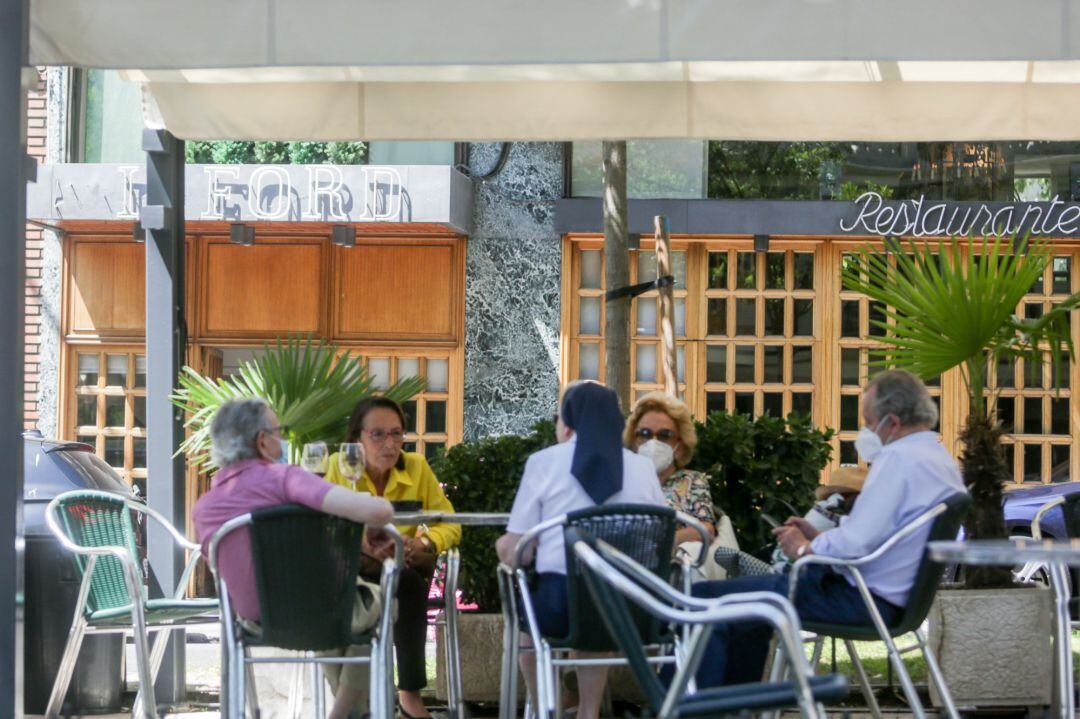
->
[841,191,1080,237]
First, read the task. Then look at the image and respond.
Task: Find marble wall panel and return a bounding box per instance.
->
[463,142,564,439]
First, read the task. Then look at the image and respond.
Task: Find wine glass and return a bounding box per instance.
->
[338,442,366,486]
[301,442,328,476]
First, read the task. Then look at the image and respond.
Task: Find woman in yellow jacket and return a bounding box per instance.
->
[325,396,460,719]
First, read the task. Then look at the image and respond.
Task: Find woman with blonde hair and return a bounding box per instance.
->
[624,391,718,547]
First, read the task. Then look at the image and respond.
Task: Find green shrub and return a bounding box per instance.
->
[210,141,257,164]
[327,141,367,165]
[690,411,834,552]
[288,141,329,164]
[185,141,216,164]
[435,420,556,612]
[253,141,291,164]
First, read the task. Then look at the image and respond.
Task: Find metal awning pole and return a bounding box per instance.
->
[0,0,28,716]
[142,128,187,705]
[655,215,678,397]
[0,0,29,715]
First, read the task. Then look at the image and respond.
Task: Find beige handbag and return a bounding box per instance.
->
[679,512,741,582]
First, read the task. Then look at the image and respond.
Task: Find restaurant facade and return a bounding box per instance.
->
[23,69,1080,506]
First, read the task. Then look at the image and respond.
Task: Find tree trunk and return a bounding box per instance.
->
[603,140,631,411]
[960,413,1013,588]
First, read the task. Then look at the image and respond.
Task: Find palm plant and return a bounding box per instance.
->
[842,236,1080,588]
[170,335,426,471]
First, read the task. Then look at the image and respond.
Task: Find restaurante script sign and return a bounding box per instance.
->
[841,191,1080,237]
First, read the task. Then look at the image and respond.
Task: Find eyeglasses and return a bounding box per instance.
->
[264,424,289,436]
[362,428,407,444]
[634,427,678,444]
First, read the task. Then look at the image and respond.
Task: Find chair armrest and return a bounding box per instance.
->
[128,499,201,552]
[674,511,711,568]
[511,514,567,570]
[207,513,254,576]
[1032,496,1065,541]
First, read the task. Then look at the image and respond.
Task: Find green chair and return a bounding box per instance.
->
[45,489,218,719]
[785,493,971,719]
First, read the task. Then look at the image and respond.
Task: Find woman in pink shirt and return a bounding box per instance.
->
[193,398,392,719]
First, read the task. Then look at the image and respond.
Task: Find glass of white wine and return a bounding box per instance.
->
[301,442,329,476]
[338,442,365,486]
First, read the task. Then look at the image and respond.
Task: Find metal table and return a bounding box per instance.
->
[390,512,512,719]
[929,538,1080,719]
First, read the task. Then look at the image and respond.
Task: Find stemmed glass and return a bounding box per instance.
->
[301,442,328,476]
[338,442,366,486]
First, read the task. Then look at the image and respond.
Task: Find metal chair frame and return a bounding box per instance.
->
[781,501,961,719]
[44,489,218,719]
[571,536,835,719]
[496,507,709,719]
[208,513,404,719]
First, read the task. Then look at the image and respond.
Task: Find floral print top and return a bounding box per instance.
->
[661,469,717,526]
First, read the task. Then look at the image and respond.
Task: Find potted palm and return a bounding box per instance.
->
[842,236,1080,708]
[170,335,426,469]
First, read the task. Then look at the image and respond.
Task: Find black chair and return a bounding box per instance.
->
[569,528,848,719]
[208,504,402,719]
[497,503,709,719]
[788,493,971,719]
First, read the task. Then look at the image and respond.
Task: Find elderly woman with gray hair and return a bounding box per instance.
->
[685,369,965,689]
[193,397,393,719]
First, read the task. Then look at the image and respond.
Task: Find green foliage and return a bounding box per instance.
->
[185,141,216,164]
[288,142,329,164]
[170,335,426,471]
[838,181,895,201]
[708,141,848,199]
[253,141,291,164]
[210,141,257,164]
[434,420,557,612]
[327,142,368,165]
[689,411,834,551]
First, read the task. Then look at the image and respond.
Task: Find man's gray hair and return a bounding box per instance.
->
[210,397,273,467]
[865,369,939,429]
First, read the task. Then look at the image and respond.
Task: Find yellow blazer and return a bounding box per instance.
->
[325,450,461,553]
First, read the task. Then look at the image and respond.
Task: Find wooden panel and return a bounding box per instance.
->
[335,242,457,341]
[69,241,146,336]
[202,242,323,336]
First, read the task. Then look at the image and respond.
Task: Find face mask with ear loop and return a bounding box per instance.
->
[853,416,891,463]
[638,439,676,473]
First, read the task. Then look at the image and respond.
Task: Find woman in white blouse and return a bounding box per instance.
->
[496,381,666,719]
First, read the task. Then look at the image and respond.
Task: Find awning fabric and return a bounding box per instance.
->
[30,0,1080,141]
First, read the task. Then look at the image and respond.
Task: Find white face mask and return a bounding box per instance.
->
[638,439,675,474]
[854,417,890,463]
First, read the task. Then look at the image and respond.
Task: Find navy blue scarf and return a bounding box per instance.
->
[561,383,624,504]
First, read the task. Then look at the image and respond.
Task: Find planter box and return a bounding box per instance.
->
[927,585,1054,708]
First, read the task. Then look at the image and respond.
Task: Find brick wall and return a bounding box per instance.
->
[25,70,46,430]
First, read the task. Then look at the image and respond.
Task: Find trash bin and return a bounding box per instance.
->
[22,430,141,715]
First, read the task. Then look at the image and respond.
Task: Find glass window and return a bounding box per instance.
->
[367,141,455,165]
[571,141,706,199]
[81,70,144,163]
[69,349,146,486]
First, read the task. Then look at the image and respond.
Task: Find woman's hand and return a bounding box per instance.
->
[403,535,437,571]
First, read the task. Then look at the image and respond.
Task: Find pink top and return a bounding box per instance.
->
[193,459,334,621]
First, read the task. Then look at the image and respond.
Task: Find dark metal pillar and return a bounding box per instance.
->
[0,0,28,716]
[141,128,187,705]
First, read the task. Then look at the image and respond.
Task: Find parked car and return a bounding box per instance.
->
[1002,481,1080,539]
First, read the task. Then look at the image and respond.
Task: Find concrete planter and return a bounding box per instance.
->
[927,585,1054,708]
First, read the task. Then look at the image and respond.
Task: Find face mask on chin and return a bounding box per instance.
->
[853,417,891,463]
[638,438,675,474]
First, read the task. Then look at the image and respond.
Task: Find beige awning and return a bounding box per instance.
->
[30,0,1080,141]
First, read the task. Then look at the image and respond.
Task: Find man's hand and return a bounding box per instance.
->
[781,516,822,541]
[773,525,812,561]
[364,526,395,560]
[403,535,437,570]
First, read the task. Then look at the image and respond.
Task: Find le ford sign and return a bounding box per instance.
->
[26,163,474,233]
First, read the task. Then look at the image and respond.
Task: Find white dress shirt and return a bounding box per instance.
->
[507,436,667,574]
[810,430,966,606]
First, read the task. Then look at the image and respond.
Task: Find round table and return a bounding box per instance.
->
[389,512,511,718]
[929,539,1080,719]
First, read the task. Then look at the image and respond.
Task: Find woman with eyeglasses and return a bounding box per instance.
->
[325,396,460,719]
[624,392,718,547]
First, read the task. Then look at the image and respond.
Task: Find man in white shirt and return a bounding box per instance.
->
[692,369,966,687]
